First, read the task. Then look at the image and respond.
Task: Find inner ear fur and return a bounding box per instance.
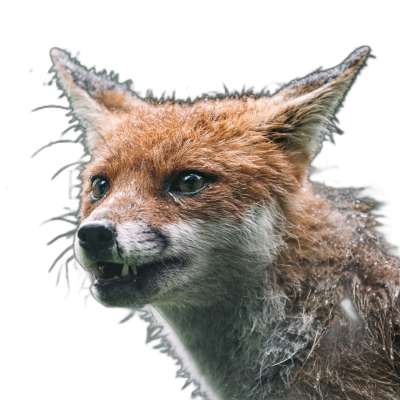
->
[50,48,146,151]
[257,46,370,165]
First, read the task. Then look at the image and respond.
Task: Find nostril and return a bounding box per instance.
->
[98,229,113,243]
[77,230,87,243]
[77,222,115,251]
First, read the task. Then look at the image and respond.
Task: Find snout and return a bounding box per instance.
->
[77,221,116,258]
[74,219,185,304]
[76,220,169,264]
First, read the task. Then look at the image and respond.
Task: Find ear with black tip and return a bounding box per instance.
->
[259,46,370,166]
[50,48,145,151]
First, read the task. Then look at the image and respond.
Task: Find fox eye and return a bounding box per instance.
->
[91,176,110,200]
[172,172,207,194]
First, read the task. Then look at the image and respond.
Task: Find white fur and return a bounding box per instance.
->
[51,61,110,151]
[140,203,318,400]
[74,201,303,398]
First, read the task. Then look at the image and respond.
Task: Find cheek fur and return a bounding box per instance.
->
[163,201,286,273]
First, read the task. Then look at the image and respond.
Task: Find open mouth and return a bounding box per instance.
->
[93,262,137,286]
[91,257,181,287]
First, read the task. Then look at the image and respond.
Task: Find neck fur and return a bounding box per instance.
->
[148,193,323,399]
[145,183,369,399]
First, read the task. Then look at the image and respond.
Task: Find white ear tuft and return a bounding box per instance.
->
[50,48,144,151]
[259,46,371,162]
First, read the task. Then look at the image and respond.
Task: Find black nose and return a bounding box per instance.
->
[77,222,116,252]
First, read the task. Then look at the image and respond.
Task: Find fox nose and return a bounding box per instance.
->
[77,222,116,252]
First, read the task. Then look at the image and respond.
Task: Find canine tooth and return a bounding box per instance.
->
[131,265,138,275]
[121,263,129,277]
[91,264,101,278]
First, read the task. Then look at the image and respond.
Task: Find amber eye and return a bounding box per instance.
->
[91,176,110,200]
[173,172,207,194]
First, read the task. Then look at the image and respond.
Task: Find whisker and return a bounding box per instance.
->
[51,161,86,180]
[32,105,70,112]
[119,311,135,324]
[61,124,80,136]
[58,207,77,217]
[75,264,88,293]
[31,140,77,158]
[48,245,74,272]
[32,105,117,161]
[56,264,63,286]
[47,229,76,246]
[41,217,79,226]
[65,261,70,292]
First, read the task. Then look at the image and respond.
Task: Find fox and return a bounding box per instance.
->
[46,46,400,399]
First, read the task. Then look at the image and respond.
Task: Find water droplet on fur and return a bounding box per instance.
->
[342,387,345,392]
[316,373,320,381]
[382,347,386,351]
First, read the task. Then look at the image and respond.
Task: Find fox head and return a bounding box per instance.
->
[50,47,370,308]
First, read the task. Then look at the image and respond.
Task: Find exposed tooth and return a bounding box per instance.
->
[113,276,119,279]
[91,264,101,278]
[131,265,138,276]
[121,263,129,277]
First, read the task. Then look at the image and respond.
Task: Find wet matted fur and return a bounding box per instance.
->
[42,46,400,399]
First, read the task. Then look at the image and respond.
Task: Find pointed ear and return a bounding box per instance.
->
[50,48,146,151]
[259,46,370,166]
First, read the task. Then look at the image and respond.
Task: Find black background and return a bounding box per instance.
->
[2,3,400,399]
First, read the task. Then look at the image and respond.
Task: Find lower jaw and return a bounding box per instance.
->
[90,283,156,307]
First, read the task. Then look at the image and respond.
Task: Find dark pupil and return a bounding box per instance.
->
[180,174,203,192]
[93,179,109,198]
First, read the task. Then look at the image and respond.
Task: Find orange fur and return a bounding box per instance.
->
[49,46,400,399]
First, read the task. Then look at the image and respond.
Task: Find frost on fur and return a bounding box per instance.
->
[44,46,400,399]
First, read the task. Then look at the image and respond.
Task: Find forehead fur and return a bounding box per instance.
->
[80,98,297,223]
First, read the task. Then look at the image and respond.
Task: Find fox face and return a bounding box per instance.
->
[73,98,289,308]
[50,47,370,309]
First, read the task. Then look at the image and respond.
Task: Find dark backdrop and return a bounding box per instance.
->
[2,3,400,399]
